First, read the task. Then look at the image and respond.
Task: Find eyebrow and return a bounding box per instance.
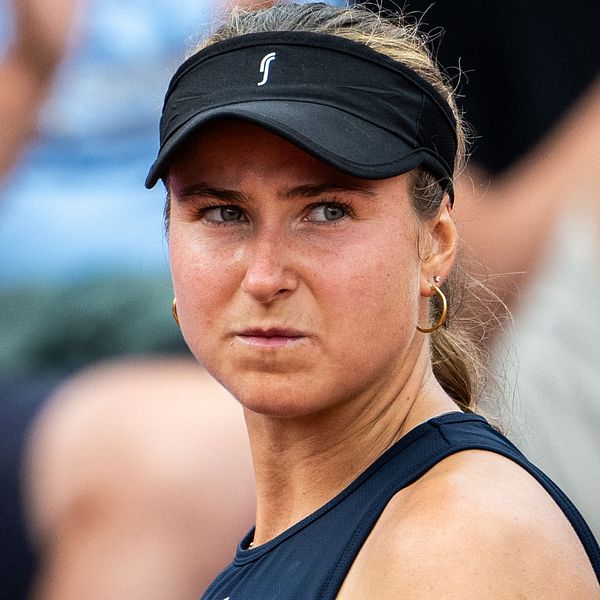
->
[280,183,378,199]
[174,184,247,203]
[174,182,377,204]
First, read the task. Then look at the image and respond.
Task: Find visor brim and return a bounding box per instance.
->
[145,100,429,189]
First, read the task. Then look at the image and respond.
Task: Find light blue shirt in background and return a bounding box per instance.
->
[0,0,219,285]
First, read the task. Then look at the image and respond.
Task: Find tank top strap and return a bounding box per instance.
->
[202,412,600,599]
[433,413,600,582]
[321,412,600,597]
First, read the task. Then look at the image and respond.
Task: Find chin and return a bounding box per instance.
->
[222,374,336,419]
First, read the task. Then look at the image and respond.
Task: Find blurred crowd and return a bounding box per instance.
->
[0,0,215,377]
[1,1,257,598]
[1,0,599,598]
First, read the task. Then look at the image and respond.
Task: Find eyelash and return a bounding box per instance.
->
[192,199,355,226]
[192,203,245,226]
[304,199,354,225]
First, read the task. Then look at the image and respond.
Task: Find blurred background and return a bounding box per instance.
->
[0,0,213,381]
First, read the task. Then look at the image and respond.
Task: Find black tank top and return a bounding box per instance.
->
[201,412,600,599]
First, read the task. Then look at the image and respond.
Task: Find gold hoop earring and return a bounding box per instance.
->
[416,283,447,334]
[172,298,180,327]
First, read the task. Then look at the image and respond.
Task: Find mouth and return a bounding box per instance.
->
[235,327,308,348]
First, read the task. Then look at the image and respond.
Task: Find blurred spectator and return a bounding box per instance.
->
[25,357,254,600]
[1,1,80,596]
[0,0,220,376]
[0,0,79,180]
[0,1,255,598]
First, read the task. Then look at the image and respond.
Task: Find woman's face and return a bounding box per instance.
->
[168,120,432,417]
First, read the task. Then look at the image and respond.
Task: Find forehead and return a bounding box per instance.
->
[167,118,411,194]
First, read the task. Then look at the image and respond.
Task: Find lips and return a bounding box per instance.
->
[235,327,308,348]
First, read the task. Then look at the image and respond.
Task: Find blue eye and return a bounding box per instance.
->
[307,203,348,222]
[221,206,244,221]
[203,205,246,223]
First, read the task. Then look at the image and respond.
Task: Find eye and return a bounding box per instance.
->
[305,203,349,223]
[202,205,247,223]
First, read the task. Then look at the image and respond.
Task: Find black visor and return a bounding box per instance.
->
[146,31,457,202]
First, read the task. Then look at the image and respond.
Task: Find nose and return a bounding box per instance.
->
[241,232,298,304]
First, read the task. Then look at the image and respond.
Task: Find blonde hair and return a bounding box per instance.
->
[183,2,491,413]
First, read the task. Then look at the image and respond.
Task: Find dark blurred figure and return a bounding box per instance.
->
[389,3,599,175]
[0,377,62,599]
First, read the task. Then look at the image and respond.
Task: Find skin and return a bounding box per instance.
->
[0,0,80,181]
[167,119,599,597]
[26,357,255,600]
[451,75,600,316]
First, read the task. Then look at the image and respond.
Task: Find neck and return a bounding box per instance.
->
[245,344,458,546]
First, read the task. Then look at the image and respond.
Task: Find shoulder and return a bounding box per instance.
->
[24,358,255,596]
[26,356,254,536]
[22,358,254,576]
[339,449,599,599]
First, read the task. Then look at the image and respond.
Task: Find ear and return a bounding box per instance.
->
[418,197,457,296]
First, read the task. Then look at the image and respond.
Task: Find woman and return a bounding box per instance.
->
[145,3,600,598]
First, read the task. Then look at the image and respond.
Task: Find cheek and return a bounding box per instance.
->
[303,244,421,405]
[169,228,240,347]
[319,231,421,353]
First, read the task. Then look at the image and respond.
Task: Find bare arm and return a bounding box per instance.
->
[338,451,599,599]
[455,76,600,312]
[0,0,79,181]
[25,358,255,600]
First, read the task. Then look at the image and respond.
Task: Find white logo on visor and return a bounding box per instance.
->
[257,52,277,86]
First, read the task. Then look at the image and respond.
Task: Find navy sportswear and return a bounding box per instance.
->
[201,412,600,599]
